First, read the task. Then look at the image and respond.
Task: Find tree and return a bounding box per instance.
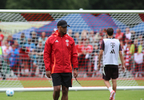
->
[5,0,90,9]
[4,0,144,10]
[89,0,144,9]
[0,0,7,9]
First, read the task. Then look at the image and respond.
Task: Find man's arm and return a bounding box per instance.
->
[71,40,78,78]
[98,40,104,71]
[98,50,103,71]
[44,38,52,78]
[119,51,125,72]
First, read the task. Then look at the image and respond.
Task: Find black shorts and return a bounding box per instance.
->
[52,73,72,87]
[103,65,118,81]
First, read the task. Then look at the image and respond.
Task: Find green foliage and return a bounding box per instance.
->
[3,0,144,9]
[0,0,7,8]
[5,0,90,9]
[89,0,144,9]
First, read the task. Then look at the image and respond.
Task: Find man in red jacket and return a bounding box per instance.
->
[44,20,78,100]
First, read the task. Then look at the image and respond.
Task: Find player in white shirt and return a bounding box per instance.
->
[98,28,125,100]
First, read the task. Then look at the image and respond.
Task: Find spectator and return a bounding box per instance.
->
[81,39,93,77]
[138,40,143,53]
[24,38,36,76]
[24,38,37,77]
[8,45,19,76]
[2,41,12,60]
[130,39,142,55]
[115,28,125,45]
[52,28,57,34]
[92,45,101,77]
[131,31,136,44]
[94,29,103,41]
[25,38,36,51]
[92,44,99,55]
[138,35,143,45]
[2,40,10,51]
[76,39,84,69]
[80,30,88,40]
[124,41,132,72]
[29,49,38,77]
[7,35,14,46]
[35,41,45,77]
[67,29,73,37]
[125,27,131,40]
[143,46,144,54]
[102,28,107,39]
[120,41,124,54]
[74,32,79,44]
[93,39,99,49]
[123,38,130,51]
[13,40,20,49]
[134,52,143,77]
[89,30,95,44]
[0,29,4,46]
[17,33,27,47]
[95,29,104,48]
[31,31,38,46]
[19,46,30,77]
[38,32,48,46]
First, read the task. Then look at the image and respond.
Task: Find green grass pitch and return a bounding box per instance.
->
[0,90,144,100]
[1,79,143,88]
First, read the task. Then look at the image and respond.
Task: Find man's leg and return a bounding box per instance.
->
[112,79,117,100]
[53,85,61,100]
[104,79,114,93]
[112,79,117,92]
[104,80,115,100]
[104,80,111,89]
[61,85,69,100]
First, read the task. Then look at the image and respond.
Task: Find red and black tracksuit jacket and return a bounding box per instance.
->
[44,30,78,74]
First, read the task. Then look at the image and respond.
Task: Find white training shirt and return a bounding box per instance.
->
[100,38,121,66]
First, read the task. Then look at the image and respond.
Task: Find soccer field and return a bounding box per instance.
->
[0,90,144,100]
[0,78,144,88]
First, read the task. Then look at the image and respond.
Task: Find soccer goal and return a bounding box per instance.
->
[0,10,144,92]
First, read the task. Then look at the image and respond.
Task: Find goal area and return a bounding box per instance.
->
[0,10,144,92]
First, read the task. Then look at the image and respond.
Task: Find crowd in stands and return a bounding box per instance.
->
[0,27,144,78]
[0,30,47,78]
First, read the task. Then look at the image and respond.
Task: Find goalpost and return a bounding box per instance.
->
[0,10,144,92]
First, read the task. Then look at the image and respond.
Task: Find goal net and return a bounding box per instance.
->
[0,10,144,91]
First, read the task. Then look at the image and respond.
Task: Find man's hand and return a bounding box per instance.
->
[73,69,78,78]
[122,65,125,72]
[46,71,51,78]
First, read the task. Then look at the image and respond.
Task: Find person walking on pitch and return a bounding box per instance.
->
[44,20,78,100]
[98,28,125,100]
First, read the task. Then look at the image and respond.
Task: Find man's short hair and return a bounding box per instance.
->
[0,29,1,32]
[107,28,114,36]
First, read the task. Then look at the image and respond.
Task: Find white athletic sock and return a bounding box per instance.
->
[114,93,116,99]
[108,87,113,93]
